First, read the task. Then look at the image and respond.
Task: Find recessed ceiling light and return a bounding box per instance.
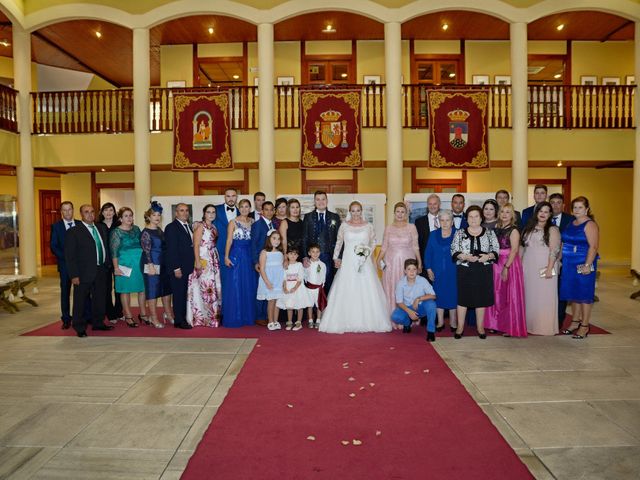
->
[448,72,456,78]
[341,73,347,78]
[0,40,10,47]
[557,161,563,167]
[556,24,564,31]
[232,74,239,80]
[208,83,211,87]
[322,24,336,33]
[95,31,102,39]
[553,73,562,79]
[442,23,449,31]
[208,27,214,35]
[100,168,106,172]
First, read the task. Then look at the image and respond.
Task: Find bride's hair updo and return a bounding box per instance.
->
[348,200,363,211]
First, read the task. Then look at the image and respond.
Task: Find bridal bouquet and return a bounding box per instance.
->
[354,244,372,273]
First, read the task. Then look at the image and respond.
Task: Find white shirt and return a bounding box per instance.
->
[553,213,562,227]
[179,220,193,241]
[224,204,237,222]
[82,221,106,265]
[263,216,274,230]
[252,211,261,221]
[428,213,439,231]
[64,220,75,230]
[452,213,464,229]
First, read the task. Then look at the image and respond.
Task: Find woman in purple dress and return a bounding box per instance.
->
[485,203,527,337]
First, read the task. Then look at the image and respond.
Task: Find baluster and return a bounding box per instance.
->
[504,85,510,127]
[364,85,371,127]
[275,86,281,128]
[613,87,620,128]
[105,90,111,132]
[31,92,37,133]
[380,84,385,127]
[402,85,408,127]
[490,86,497,128]
[59,92,66,133]
[625,86,632,127]
[283,86,289,128]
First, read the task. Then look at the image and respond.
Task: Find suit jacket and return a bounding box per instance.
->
[521,205,535,228]
[415,215,432,269]
[165,219,195,276]
[251,216,274,265]
[514,210,523,229]
[214,204,240,261]
[301,209,341,258]
[51,218,79,272]
[64,222,109,282]
[556,212,575,232]
[451,213,468,230]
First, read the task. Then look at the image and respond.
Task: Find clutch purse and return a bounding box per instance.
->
[539,266,556,277]
[143,264,160,274]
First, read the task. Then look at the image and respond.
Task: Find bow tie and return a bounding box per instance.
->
[226,206,234,212]
[453,214,462,218]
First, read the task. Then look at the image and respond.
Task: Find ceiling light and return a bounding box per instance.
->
[100,168,106,172]
[208,83,211,87]
[341,73,347,78]
[557,161,563,167]
[208,27,214,35]
[232,74,239,80]
[442,23,449,31]
[553,73,562,79]
[322,24,336,33]
[556,24,564,31]
[95,31,102,39]
[448,72,456,78]
[0,40,9,47]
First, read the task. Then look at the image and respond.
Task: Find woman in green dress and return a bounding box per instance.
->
[111,207,152,327]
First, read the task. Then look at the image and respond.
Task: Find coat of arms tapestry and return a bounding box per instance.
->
[427,90,489,169]
[173,93,233,170]
[300,90,362,169]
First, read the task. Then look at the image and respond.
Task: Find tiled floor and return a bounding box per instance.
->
[0,266,638,479]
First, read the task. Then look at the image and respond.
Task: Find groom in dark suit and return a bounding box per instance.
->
[165,203,195,329]
[64,204,113,337]
[302,191,341,293]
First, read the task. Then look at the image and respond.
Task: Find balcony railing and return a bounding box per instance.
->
[29,84,636,135]
[31,90,133,134]
[0,85,17,133]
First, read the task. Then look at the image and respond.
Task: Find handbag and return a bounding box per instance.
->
[143,264,161,274]
[539,266,556,278]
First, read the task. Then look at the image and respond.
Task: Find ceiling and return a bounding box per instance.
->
[0,10,633,88]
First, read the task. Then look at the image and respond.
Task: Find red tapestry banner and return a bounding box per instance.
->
[300,90,362,169]
[173,93,233,170]
[428,90,489,169]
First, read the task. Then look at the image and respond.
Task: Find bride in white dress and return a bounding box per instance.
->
[319,201,392,334]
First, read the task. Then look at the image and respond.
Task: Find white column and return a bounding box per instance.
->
[632,22,640,271]
[384,22,403,220]
[133,28,151,225]
[258,23,275,199]
[13,26,36,276]
[510,22,528,211]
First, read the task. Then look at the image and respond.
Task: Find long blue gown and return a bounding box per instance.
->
[559,220,598,303]
[424,228,458,309]
[222,221,256,327]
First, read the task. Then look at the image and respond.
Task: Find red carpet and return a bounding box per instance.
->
[181,330,533,479]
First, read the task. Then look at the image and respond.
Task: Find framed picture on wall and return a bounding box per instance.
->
[580,76,597,86]
[363,75,382,94]
[494,75,511,85]
[277,76,295,96]
[472,75,489,85]
[602,77,621,86]
[626,75,636,85]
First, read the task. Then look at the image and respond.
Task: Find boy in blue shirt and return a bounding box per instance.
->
[391,259,438,342]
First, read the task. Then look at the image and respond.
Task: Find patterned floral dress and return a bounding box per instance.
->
[187,222,222,327]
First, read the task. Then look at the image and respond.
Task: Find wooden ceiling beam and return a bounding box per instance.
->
[601,20,634,42]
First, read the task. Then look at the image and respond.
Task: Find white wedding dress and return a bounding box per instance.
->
[319,222,392,334]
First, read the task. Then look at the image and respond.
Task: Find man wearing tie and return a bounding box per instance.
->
[51,201,79,329]
[521,184,548,227]
[215,188,240,293]
[251,201,275,325]
[549,192,575,328]
[64,204,113,337]
[495,190,522,228]
[165,203,195,329]
[415,194,441,279]
[451,194,468,230]
[250,191,266,222]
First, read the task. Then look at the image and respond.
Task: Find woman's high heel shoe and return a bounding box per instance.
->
[454,330,464,340]
[124,316,138,328]
[572,324,590,339]
[138,314,151,326]
[450,325,458,333]
[562,320,581,335]
[149,316,164,329]
[162,312,174,325]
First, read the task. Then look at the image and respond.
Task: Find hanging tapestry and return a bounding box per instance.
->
[427,90,489,169]
[300,90,362,169]
[173,92,233,170]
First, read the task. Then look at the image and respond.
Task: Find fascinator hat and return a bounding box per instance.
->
[150,201,163,214]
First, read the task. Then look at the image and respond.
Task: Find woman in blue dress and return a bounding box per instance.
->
[425,209,458,332]
[223,198,256,327]
[559,196,600,339]
[140,201,174,328]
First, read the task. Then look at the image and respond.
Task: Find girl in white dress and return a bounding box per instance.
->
[277,247,311,331]
[319,201,392,334]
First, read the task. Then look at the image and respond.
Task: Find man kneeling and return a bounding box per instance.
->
[391,259,437,342]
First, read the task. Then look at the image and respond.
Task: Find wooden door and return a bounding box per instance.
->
[39,190,61,266]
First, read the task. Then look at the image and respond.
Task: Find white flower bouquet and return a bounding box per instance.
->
[354,244,372,273]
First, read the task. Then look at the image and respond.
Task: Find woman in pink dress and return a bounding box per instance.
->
[485,203,527,337]
[377,202,421,316]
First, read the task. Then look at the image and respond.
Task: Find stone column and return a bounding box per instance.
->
[12,26,36,276]
[384,22,403,220]
[133,28,151,225]
[258,23,275,199]
[510,22,528,210]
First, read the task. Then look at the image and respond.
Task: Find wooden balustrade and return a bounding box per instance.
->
[31,89,133,134]
[28,84,636,134]
[0,85,17,133]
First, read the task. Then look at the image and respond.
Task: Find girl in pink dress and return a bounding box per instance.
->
[377,202,422,316]
[484,203,527,337]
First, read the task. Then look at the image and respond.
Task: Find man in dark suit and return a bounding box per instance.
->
[521,184,548,227]
[450,194,468,230]
[495,189,522,228]
[249,191,266,222]
[549,192,575,328]
[414,194,441,279]
[251,201,275,325]
[214,188,240,293]
[64,204,113,337]
[165,203,195,329]
[302,191,341,294]
[50,201,77,329]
